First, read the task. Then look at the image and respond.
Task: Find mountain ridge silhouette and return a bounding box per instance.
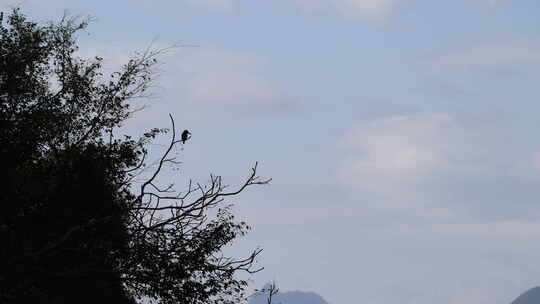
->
[249,284,329,304]
[510,286,540,304]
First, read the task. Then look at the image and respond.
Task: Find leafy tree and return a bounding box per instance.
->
[0,9,269,304]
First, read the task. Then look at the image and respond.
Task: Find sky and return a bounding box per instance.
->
[2,0,540,303]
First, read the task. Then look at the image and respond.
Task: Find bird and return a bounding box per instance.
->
[181,130,191,144]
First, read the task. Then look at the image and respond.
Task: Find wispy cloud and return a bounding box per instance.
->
[337,112,540,216]
[173,48,283,111]
[431,39,540,68]
[0,0,71,9]
[77,44,294,118]
[185,0,235,12]
[0,0,26,9]
[295,0,506,21]
[296,0,398,20]
[164,47,299,117]
[339,113,485,186]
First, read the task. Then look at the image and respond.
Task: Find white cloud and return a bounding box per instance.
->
[76,44,292,119]
[184,0,511,19]
[483,0,509,7]
[185,0,235,12]
[182,0,399,18]
[170,48,292,114]
[77,43,136,71]
[296,0,398,20]
[338,112,540,213]
[333,0,397,20]
[375,220,540,241]
[432,39,540,68]
[0,0,25,8]
[0,0,70,9]
[339,113,480,187]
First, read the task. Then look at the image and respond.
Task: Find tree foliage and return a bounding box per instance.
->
[0,9,268,304]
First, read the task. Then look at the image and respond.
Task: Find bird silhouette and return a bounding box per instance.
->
[181,130,191,144]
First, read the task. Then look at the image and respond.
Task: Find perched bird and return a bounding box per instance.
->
[181,130,191,144]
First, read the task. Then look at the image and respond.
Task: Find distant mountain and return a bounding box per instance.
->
[249,284,329,304]
[511,287,540,304]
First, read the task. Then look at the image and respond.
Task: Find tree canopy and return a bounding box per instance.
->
[0,9,269,304]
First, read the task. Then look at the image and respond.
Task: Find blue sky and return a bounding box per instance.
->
[3,0,540,303]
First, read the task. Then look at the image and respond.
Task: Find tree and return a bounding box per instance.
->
[0,9,269,304]
[251,282,280,304]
